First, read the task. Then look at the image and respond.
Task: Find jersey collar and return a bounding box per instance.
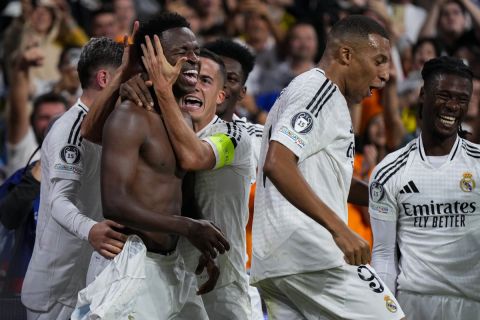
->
[196,115,221,137]
[418,133,461,163]
[76,99,89,113]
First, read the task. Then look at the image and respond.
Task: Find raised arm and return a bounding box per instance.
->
[263,142,370,265]
[8,42,44,144]
[141,35,216,171]
[101,102,229,258]
[418,0,445,38]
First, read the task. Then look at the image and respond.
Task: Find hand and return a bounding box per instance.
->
[140,35,187,94]
[15,42,44,70]
[88,220,128,259]
[120,73,154,110]
[119,21,141,82]
[195,254,220,295]
[186,219,230,259]
[332,225,371,265]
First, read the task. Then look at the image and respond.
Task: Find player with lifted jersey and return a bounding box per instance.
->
[370,56,480,319]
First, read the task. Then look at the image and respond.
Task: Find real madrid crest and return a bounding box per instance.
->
[370,181,385,202]
[460,172,475,192]
[60,145,81,165]
[384,295,398,313]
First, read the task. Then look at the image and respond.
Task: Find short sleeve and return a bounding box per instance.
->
[368,169,399,222]
[202,122,252,171]
[270,74,338,161]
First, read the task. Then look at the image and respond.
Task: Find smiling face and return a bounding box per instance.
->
[346,33,390,105]
[216,56,245,117]
[421,73,472,139]
[180,57,225,129]
[161,27,200,96]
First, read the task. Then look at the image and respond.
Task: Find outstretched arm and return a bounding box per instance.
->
[141,35,217,171]
[263,142,371,265]
[101,102,229,258]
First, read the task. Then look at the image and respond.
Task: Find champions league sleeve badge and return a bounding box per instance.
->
[60,145,81,165]
[291,112,313,134]
[370,181,385,202]
[460,172,475,192]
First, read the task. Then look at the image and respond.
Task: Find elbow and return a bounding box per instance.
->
[263,157,279,180]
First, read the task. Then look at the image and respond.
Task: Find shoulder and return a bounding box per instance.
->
[461,139,480,160]
[46,107,87,147]
[371,139,418,186]
[233,116,264,138]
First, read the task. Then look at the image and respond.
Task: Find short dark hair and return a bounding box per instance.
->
[199,48,227,86]
[328,15,389,45]
[203,39,255,84]
[412,37,441,59]
[133,12,190,64]
[32,92,68,120]
[77,37,123,89]
[421,56,473,87]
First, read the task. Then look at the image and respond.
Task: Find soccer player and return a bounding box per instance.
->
[204,39,263,166]
[250,15,405,319]
[21,38,127,320]
[370,56,480,319]
[88,15,230,319]
[142,36,253,318]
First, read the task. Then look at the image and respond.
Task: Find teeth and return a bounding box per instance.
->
[439,115,455,126]
[183,70,198,76]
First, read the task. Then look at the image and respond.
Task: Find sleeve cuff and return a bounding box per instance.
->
[79,219,97,241]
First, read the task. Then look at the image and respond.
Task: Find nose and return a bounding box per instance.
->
[379,64,390,84]
[187,50,199,63]
[445,97,461,111]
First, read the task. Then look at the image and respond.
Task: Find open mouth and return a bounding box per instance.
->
[182,70,198,86]
[181,95,203,112]
[439,115,456,127]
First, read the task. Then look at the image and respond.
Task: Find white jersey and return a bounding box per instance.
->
[197,116,253,287]
[369,135,480,301]
[232,114,263,169]
[22,100,103,311]
[251,68,355,283]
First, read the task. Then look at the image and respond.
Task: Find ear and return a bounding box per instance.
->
[95,69,110,89]
[339,46,353,66]
[216,89,226,105]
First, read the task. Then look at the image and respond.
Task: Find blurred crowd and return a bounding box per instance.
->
[1,0,480,301]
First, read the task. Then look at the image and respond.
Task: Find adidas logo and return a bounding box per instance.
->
[399,181,420,194]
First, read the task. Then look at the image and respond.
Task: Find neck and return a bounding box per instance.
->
[317,56,347,104]
[219,106,235,122]
[79,88,99,108]
[192,115,216,133]
[421,131,458,156]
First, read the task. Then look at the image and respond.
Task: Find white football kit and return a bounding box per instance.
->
[193,116,254,319]
[370,135,480,319]
[22,100,102,320]
[251,68,404,319]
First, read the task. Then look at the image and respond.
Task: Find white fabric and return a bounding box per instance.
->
[370,217,399,295]
[233,114,264,170]
[251,68,354,283]
[369,135,480,301]
[27,302,74,320]
[86,251,110,286]
[73,235,207,320]
[72,235,146,320]
[22,100,103,312]
[257,264,405,320]
[201,280,252,320]
[196,116,253,289]
[248,281,265,320]
[397,290,480,320]
[4,126,39,177]
[426,155,449,168]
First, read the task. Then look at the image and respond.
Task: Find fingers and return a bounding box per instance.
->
[121,82,144,106]
[104,219,124,229]
[131,20,139,40]
[195,254,208,275]
[153,35,164,60]
[197,259,220,295]
[134,76,154,108]
[217,233,230,252]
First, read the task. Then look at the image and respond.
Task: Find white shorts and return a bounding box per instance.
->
[397,290,480,320]
[255,264,405,320]
[85,251,110,286]
[26,301,74,320]
[249,282,265,320]
[201,280,251,320]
